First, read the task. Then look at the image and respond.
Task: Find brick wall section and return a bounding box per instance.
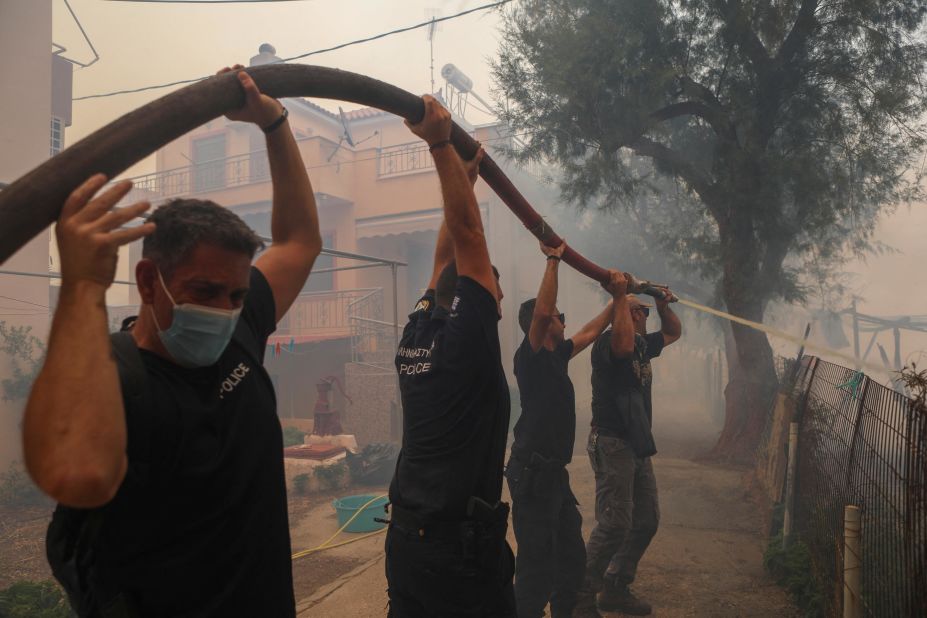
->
[344,362,399,447]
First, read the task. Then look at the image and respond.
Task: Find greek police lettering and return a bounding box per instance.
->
[397,346,432,359]
[399,361,432,375]
[218,362,251,400]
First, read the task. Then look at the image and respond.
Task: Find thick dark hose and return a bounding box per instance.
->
[0,64,609,283]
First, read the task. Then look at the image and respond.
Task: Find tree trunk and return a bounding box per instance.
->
[705,200,780,463]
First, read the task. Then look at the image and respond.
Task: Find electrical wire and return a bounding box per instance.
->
[74,0,512,101]
[60,0,101,68]
[0,294,49,309]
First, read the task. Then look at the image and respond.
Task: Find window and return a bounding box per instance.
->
[50,117,64,156]
[192,134,226,192]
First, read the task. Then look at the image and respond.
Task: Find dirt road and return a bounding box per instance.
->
[291,453,796,617]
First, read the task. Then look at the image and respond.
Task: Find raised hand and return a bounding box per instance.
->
[56,175,155,289]
[601,269,628,298]
[540,240,566,260]
[220,65,284,128]
[405,95,452,146]
[464,146,485,187]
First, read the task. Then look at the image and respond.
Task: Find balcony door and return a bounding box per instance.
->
[193,134,226,192]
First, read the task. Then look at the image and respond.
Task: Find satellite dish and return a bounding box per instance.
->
[338,107,355,147]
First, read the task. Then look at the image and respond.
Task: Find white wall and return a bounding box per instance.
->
[0,0,54,471]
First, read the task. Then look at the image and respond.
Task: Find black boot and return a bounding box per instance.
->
[597,583,652,616]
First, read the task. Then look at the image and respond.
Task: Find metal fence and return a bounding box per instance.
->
[787,356,926,616]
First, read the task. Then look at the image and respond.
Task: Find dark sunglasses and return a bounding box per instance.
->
[633,306,650,317]
[558,313,566,325]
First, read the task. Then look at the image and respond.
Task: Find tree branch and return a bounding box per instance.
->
[716,0,772,78]
[631,137,722,219]
[777,0,819,67]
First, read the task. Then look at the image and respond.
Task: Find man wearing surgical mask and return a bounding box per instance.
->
[23,66,321,617]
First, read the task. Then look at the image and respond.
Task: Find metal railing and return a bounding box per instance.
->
[275,288,380,339]
[376,141,435,178]
[781,356,926,616]
[346,289,395,367]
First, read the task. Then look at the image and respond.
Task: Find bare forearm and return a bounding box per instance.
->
[659,305,682,338]
[432,147,485,247]
[428,221,454,290]
[267,121,321,250]
[535,259,559,315]
[570,300,614,357]
[610,295,634,357]
[23,282,126,506]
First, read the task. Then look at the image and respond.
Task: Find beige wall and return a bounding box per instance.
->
[0,0,53,471]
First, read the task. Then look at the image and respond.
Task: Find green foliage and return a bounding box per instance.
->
[494,0,927,310]
[282,426,306,448]
[314,462,347,492]
[764,535,825,617]
[0,581,73,618]
[0,461,48,508]
[293,473,311,496]
[0,321,45,403]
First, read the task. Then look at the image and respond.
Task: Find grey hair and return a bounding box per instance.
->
[142,199,264,277]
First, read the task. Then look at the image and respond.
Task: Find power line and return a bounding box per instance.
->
[0,294,49,309]
[74,0,512,101]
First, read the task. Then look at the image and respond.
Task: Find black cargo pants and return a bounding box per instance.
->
[583,430,660,591]
[505,452,585,618]
[385,503,516,618]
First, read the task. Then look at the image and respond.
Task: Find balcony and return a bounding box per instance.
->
[273,288,384,344]
[376,141,435,179]
[125,151,271,202]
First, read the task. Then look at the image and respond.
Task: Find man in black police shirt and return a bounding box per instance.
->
[576,288,681,616]
[386,95,513,617]
[23,66,321,616]
[506,239,623,618]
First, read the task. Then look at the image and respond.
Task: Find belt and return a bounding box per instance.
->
[592,425,624,440]
[509,446,566,469]
[389,499,509,539]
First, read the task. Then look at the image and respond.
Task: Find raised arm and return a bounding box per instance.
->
[425,150,483,292]
[570,299,614,359]
[405,96,496,298]
[605,270,635,358]
[23,176,155,508]
[656,288,682,347]
[214,67,323,322]
[528,241,565,352]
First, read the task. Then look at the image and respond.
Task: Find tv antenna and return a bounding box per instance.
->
[426,8,441,95]
[327,107,378,162]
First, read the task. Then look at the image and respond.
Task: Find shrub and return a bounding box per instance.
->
[293,473,311,496]
[0,580,73,618]
[314,462,347,492]
[282,426,306,448]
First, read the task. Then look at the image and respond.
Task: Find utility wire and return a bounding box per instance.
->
[74,0,512,101]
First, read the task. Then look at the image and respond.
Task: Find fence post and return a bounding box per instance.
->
[843,505,862,618]
[782,421,799,548]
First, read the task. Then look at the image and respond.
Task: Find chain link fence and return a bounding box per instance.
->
[781,356,927,616]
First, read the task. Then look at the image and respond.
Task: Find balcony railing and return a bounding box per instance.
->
[275,288,382,340]
[125,151,271,202]
[376,141,435,178]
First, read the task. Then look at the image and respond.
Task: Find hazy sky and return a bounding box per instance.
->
[49,0,926,363]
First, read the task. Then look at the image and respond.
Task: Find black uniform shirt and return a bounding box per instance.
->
[390,276,510,521]
[511,336,576,463]
[97,268,295,617]
[590,329,665,457]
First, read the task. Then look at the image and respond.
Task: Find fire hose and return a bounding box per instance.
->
[0,64,887,370]
[0,64,665,294]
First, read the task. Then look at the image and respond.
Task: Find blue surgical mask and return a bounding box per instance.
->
[151,270,241,368]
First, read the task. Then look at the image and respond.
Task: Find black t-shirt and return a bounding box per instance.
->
[390,276,510,521]
[590,330,665,457]
[96,268,294,617]
[511,336,575,463]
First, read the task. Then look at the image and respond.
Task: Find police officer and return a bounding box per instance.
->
[576,287,681,616]
[385,95,514,617]
[506,240,619,618]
